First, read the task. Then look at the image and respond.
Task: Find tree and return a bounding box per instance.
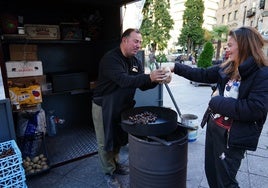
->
[203,29,213,42]
[211,25,229,60]
[140,0,174,57]
[197,41,214,68]
[178,0,205,56]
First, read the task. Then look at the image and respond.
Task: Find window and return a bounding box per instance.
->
[259,0,265,9]
[228,12,232,21]
[234,10,238,20]
[222,14,225,23]
[223,0,227,7]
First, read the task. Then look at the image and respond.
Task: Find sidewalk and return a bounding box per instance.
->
[26,75,268,188]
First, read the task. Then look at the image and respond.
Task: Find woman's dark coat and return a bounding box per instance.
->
[174,56,268,150]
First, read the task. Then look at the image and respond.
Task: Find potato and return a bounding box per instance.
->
[26,166,32,171]
[23,154,49,175]
[32,156,40,163]
[39,154,44,158]
[41,157,47,161]
[23,161,30,167]
[41,161,47,166]
[25,156,31,162]
[42,165,49,170]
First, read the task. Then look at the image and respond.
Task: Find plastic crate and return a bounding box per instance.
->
[0,170,27,188]
[0,140,26,188]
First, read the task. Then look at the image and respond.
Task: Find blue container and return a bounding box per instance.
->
[46,111,57,137]
[0,99,16,142]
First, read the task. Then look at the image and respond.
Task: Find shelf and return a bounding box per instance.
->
[1,35,120,46]
[42,89,92,96]
[1,35,93,45]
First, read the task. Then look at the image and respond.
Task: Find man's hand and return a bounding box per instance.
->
[149,69,167,82]
[162,74,172,84]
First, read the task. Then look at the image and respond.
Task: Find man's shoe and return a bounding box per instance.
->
[104,174,121,188]
[114,164,129,175]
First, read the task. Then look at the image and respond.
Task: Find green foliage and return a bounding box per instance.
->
[140,0,174,51]
[155,53,167,62]
[204,29,212,42]
[197,41,214,68]
[211,25,229,60]
[178,0,205,53]
[211,25,229,41]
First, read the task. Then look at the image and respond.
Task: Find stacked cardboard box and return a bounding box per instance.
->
[9,44,37,61]
[5,44,45,109]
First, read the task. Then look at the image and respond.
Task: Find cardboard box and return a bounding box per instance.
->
[25,24,60,40]
[5,61,43,78]
[8,75,46,88]
[9,44,37,61]
[9,85,42,106]
[60,23,83,40]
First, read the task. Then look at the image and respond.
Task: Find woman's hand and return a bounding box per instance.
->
[160,66,172,84]
[169,63,175,73]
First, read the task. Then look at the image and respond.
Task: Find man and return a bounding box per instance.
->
[92,28,169,188]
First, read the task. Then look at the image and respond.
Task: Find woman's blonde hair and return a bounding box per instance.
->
[221,26,268,79]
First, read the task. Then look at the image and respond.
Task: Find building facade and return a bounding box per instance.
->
[216,0,268,56]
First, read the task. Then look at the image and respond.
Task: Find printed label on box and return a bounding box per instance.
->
[9,85,42,105]
[5,61,43,78]
[25,24,60,40]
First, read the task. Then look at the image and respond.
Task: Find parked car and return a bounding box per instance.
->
[175,55,184,63]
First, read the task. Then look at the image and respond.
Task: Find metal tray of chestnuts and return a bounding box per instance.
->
[121,106,178,136]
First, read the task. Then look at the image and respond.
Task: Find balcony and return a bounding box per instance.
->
[262,10,268,17]
[246,7,256,18]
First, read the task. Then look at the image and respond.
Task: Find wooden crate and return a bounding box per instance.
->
[9,44,38,61]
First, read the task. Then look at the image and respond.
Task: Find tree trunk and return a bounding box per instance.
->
[187,38,191,58]
[216,40,222,60]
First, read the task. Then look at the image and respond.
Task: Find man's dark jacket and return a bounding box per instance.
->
[93,47,157,151]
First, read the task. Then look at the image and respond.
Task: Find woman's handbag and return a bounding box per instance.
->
[200,107,212,128]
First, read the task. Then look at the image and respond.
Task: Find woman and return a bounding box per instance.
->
[170,26,268,187]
